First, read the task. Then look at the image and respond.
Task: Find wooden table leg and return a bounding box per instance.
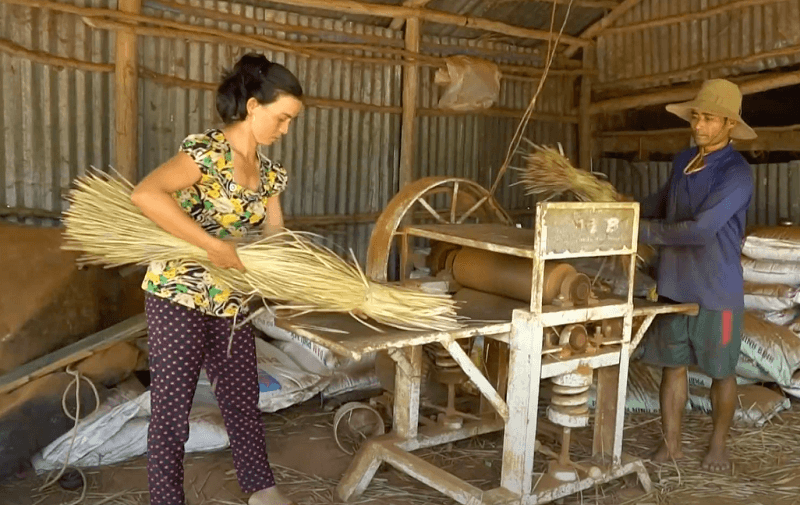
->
[392,345,422,439]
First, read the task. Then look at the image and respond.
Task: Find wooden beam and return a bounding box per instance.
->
[591,70,800,115]
[596,125,800,155]
[6,0,592,78]
[400,17,421,190]
[389,0,432,30]
[140,68,580,121]
[104,0,585,72]
[0,206,539,227]
[603,0,788,36]
[0,38,114,73]
[497,0,623,7]
[0,314,148,396]
[256,0,589,46]
[579,47,594,170]
[595,42,800,92]
[564,0,644,57]
[115,0,141,182]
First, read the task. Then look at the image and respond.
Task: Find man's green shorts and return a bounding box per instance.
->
[639,305,743,379]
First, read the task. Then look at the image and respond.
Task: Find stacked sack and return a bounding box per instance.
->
[740,226,800,398]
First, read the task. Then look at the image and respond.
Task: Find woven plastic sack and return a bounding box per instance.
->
[740,312,800,387]
[689,384,790,427]
[743,282,800,311]
[587,363,787,425]
[751,307,800,326]
[742,256,800,285]
[743,226,800,261]
[253,312,342,370]
[435,56,500,111]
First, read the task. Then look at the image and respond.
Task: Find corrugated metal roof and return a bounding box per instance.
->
[246,0,607,44]
[594,0,800,91]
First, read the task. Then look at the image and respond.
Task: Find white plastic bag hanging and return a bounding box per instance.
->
[435,56,501,111]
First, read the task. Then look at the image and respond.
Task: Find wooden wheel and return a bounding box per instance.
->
[366,177,513,282]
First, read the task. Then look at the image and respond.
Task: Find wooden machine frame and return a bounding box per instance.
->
[277,201,697,505]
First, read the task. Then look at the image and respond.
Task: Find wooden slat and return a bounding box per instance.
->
[591,70,800,114]
[596,125,800,155]
[0,313,148,395]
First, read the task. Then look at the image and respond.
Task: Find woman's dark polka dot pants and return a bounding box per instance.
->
[145,295,275,505]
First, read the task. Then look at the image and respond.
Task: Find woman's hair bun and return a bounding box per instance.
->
[216,52,303,124]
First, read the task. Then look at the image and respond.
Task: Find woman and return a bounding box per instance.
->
[131,53,302,505]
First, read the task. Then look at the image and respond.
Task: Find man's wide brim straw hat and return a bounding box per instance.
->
[666,79,757,140]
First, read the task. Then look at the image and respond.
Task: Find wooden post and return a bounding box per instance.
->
[399,16,420,190]
[115,0,141,182]
[579,46,594,170]
[389,0,432,30]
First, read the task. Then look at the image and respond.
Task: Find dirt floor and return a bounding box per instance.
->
[3,399,800,505]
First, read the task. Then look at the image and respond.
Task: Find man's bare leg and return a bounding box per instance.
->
[653,366,687,462]
[702,376,736,472]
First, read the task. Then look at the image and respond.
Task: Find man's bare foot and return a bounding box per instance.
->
[651,442,684,463]
[701,445,731,473]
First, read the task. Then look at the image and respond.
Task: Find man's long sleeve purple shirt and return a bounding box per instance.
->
[638,143,753,310]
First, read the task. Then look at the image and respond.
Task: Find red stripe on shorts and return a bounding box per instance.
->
[722,310,732,347]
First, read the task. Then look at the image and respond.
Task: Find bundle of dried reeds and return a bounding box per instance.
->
[62,171,460,332]
[516,142,621,202]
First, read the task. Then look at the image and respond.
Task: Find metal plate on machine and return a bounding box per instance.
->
[537,202,638,259]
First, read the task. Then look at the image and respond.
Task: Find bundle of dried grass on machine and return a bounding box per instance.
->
[515,142,658,290]
[62,171,460,332]
[515,142,622,202]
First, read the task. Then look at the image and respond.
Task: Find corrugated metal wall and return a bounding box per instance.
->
[598,158,800,226]
[1,0,573,263]
[0,0,116,226]
[595,0,800,90]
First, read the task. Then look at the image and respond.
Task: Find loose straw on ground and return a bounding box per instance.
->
[62,171,460,332]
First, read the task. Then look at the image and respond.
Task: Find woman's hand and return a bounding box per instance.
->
[206,239,246,271]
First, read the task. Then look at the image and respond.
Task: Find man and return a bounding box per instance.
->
[637,79,755,473]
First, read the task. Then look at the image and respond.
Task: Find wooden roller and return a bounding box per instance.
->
[450,247,591,305]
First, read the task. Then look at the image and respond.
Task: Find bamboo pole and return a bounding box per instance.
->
[602,0,788,36]
[495,0,622,7]
[1,206,539,225]
[0,40,578,121]
[115,0,140,182]
[590,69,800,115]
[129,0,586,73]
[251,0,589,46]
[595,125,800,154]
[594,42,800,91]
[139,68,579,121]
[563,0,644,57]
[400,17,421,190]
[87,15,586,81]
[579,46,594,170]
[389,0,432,30]
[0,39,114,73]
[4,0,592,77]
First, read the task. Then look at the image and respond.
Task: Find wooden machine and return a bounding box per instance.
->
[276,177,697,505]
